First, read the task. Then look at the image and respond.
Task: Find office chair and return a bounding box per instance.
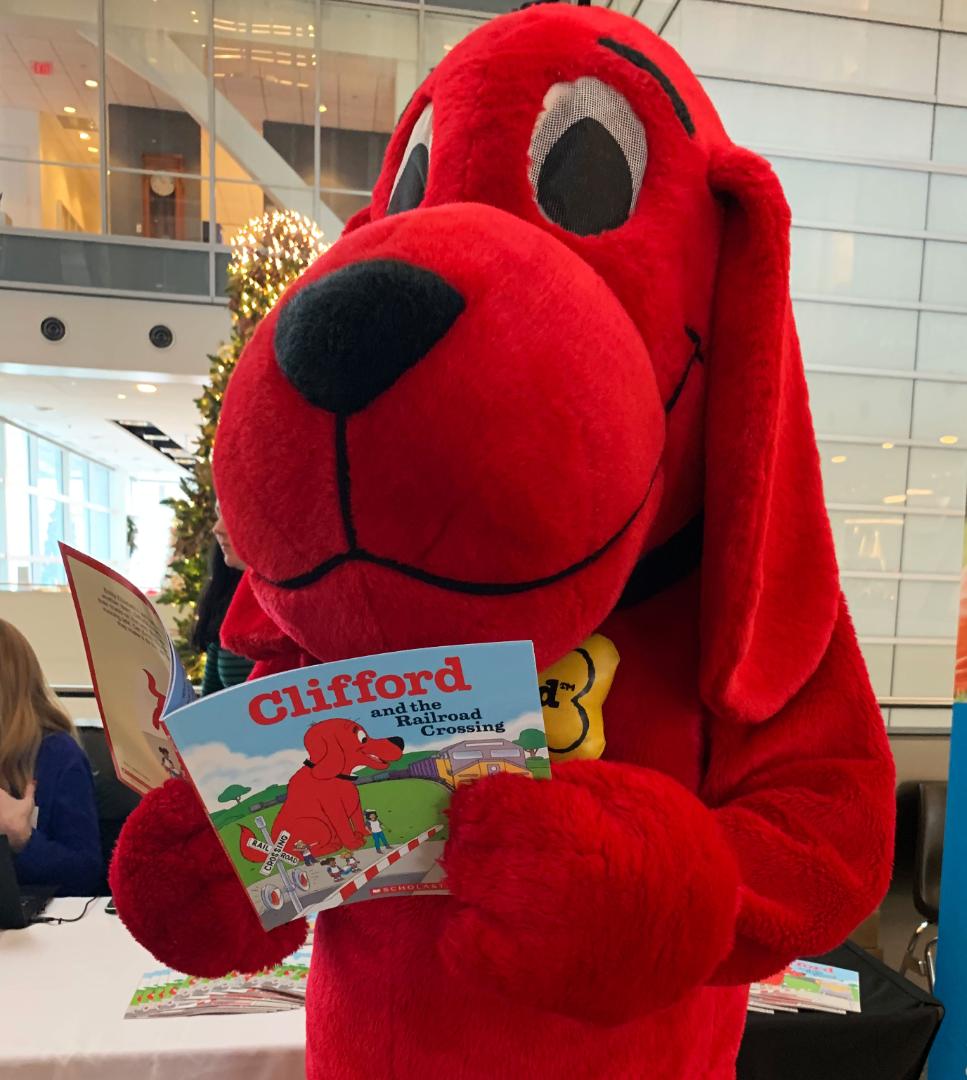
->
[77,726,142,895]
[899,781,946,992]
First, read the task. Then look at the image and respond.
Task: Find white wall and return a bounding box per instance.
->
[0,290,230,380]
[0,590,178,725]
[0,107,41,227]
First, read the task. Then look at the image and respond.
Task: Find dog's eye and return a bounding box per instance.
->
[528,78,646,237]
[388,103,432,216]
[356,729,368,744]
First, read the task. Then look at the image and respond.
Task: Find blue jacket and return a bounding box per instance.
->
[14,732,103,896]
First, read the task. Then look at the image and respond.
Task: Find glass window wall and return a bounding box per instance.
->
[0,422,118,587]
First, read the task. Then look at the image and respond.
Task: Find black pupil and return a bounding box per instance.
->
[388,142,429,215]
[536,116,633,236]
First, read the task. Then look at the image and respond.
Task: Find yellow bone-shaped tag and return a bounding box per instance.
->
[539,634,619,763]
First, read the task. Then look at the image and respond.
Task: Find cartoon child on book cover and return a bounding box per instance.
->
[165,643,548,931]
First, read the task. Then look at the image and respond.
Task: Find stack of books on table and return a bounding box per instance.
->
[125,933,313,1019]
[747,959,861,1016]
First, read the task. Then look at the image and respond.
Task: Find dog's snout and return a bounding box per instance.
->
[387,736,405,751]
[274,259,464,415]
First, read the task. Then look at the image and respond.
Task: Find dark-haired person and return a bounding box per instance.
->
[192,512,254,695]
[0,619,103,895]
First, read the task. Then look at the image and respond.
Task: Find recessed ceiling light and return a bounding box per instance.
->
[906,488,934,496]
[78,131,90,140]
[136,382,158,394]
[318,104,327,113]
[830,455,847,464]
[117,393,127,400]
[63,105,77,114]
[882,494,907,505]
[940,434,959,445]
[881,442,894,450]
[85,78,98,88]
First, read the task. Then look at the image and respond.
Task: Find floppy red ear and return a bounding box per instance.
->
[220,569,301,662]
[306,728,342,780]
[700,145,840,724]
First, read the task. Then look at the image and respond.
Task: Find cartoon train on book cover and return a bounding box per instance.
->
[200,716,550,930]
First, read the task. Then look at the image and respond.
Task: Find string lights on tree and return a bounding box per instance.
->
[160,209,329,674]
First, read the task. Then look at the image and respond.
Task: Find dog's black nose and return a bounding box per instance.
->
[273,259,464,415]
[387,736,405,751]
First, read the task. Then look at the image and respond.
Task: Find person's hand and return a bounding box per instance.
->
[0,781,35,852]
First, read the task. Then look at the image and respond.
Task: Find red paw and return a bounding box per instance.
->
[110,779,307,976]
[440,761,740,1023]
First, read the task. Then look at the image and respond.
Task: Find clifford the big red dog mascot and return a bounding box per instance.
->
[111,4,896,1077]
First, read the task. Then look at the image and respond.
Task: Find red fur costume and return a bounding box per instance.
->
[111,6,896,1077]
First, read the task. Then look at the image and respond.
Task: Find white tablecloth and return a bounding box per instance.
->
[0,899,306,1080]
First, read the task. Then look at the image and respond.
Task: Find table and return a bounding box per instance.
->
[0,898,306,1080]
[738,942,944,1080]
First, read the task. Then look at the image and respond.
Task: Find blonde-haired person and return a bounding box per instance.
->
[0,619,102,895]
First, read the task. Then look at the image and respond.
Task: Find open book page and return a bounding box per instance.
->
[164,641,548,931]
[60,544,194,794]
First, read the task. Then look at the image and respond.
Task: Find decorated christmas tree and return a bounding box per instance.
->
[160,209,329,674]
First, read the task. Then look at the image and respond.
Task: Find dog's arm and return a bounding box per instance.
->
[441,599,894,1024]
[322,792,367,850]
[701,597,895,984]
[110,779,307,977]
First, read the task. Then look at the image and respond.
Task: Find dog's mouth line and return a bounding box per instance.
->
[264,460,660,594]
[261,328,701,595]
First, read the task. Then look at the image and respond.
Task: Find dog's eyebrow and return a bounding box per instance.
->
[598,38,695,137]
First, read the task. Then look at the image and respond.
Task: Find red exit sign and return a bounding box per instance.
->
[31,60,53,75]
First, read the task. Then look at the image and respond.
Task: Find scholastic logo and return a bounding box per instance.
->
[371,882,449,895]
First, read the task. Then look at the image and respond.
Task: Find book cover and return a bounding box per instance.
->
[749,959,861,1014]
[126,943,313,1018]
[163,641,548,931]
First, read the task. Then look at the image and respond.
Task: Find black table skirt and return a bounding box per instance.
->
[737,941,944,1080]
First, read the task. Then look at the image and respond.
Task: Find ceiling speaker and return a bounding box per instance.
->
[149,324,174,349]
[40,316,66,342]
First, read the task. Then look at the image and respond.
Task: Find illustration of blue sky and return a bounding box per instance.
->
[165,641,542,759]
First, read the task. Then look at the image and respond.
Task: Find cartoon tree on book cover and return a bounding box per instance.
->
[169,645,548,930]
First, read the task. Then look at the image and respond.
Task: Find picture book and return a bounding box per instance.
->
[60,544,195,794]
[748,959,861,1015]
[126,939,313,1019]
[162,642,549,931]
